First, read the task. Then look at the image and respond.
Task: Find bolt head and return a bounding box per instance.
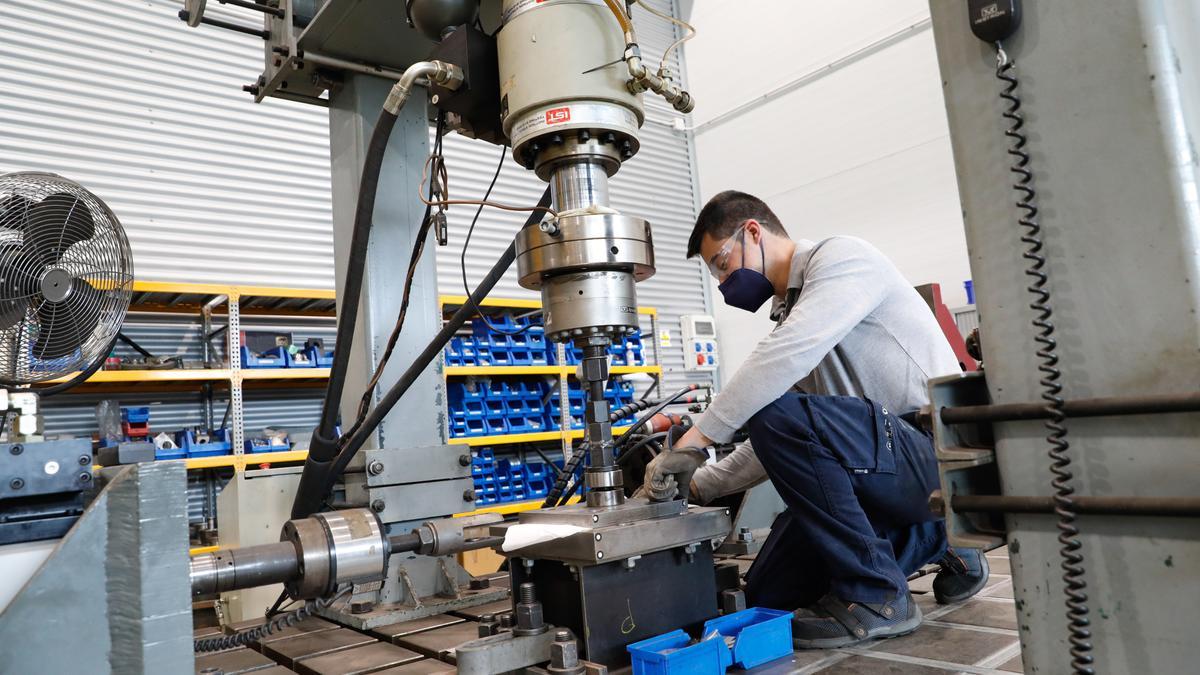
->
[459,454,471,466]
[349,601,374,614]
[431,94,440,105]
[78,455,91,466]
[9,477,24,490]
[468,577,491,591]
[79,472,92,483]
[9,445,22,455]
[367,460,385,476]
[370,499,386,513]
[463,489,475,502]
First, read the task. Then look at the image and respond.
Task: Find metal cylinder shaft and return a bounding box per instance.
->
[190,541,300,597]
[551,162,610,213]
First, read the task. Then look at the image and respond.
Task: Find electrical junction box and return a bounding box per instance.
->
[681,314,719,372]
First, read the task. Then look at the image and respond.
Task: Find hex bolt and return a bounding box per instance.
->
[79,472,92,483]
[519,582,536,604]
[78,455,91,466]
[468,577,491,590]
[458,454,471,467]
[350,601,374,614]
[367,460,385,476]
[9,445,22,456]
[431,94,440,105]
[10,478,24,490]
[370,499,386,513]
[539,220,560,236]
[463,489,475,502]
[556,629,571,642]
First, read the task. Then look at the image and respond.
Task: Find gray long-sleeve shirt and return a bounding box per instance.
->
[690,236,961,503]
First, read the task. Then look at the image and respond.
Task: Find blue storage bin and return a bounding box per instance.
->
[155,447,186,461]
[448,381,488,419]
[305,345,334,368]
[627,630,731,675]
[244,437,288,454]
[179,429,232,457]
[473,338,492,365]
[702,608,793,670]
[241,345,287,368]
[122,406,151,424]
[286,348,318,368]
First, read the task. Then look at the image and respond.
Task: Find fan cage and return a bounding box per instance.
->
[0,172,134,383]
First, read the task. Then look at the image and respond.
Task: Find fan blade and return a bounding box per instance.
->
[0,245,36,330]
[0,195,33,231]
[24,193,96,265]
[33,279,104,360]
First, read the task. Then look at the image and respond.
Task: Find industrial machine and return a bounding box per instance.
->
[2,0,1197,673]
[4,1,730,673]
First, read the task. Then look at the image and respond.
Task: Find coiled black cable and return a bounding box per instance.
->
[194,586,351,653]
[996,46,1093,674]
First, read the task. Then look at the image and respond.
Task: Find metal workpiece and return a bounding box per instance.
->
[499,499,731,565]
[190,541,300,597]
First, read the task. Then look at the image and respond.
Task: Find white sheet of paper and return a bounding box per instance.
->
[501,523,589,552]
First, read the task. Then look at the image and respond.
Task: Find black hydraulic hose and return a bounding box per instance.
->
[291,108,398,519]
[319,189,553,497]
[116,331,156,359]
[617,431,669,466]
[618,383,704,445]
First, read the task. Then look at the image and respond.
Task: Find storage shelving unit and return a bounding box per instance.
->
[40,280,335,472]
[440,295,662,509]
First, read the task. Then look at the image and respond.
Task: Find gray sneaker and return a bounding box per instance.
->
[792,591,923,649]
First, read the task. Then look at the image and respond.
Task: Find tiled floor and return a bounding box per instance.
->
[735,549,1024,674]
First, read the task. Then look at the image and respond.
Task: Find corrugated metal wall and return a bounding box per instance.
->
[4,0,710,438]
[0,0,336,287]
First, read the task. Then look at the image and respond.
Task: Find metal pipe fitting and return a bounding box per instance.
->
[384,60,465,115]
[550,162,611,214]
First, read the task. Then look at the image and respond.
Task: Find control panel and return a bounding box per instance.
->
[681,314,719,372]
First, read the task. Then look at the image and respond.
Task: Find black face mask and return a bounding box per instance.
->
[717,229,774,313]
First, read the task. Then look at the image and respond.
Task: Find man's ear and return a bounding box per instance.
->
[743,219,762,244]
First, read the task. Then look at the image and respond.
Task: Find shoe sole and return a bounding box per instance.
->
[792,602,924,650]
[934,554,992,605]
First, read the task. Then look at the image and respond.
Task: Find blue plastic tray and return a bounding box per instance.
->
[702,607,793,669]
[627,629,731,675]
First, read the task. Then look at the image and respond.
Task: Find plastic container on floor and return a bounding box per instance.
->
[701,607,794,670]
[627,629,732,675]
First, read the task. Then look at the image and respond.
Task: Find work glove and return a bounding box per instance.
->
[642,425,708,502]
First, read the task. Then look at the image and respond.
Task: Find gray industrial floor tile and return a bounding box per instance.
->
[868,624,1017,665]
[369,614,466,642]
[814,654,956,673]
[981,579,1015,599]
[987,553,1012,575]
[912,591,940,615]
[294,641,424,675]
[937,598,1019,630]
[998,652,1025,672]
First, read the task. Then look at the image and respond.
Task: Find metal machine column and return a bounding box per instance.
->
[928,1,1200,672]
[328,74,444,452]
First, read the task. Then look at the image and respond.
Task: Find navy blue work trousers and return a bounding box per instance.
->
[742,392,947,609]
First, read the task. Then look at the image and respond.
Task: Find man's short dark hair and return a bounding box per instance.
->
[687,190,787,258]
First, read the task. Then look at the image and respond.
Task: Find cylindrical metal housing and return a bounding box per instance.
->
[543,271,638,341]
[515,213,655,288]
[498,0,643,169]
[281,507,388,599]
[551,162,610,213]
[189,542,300,597]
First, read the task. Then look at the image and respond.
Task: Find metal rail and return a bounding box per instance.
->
[939,392,1200,424]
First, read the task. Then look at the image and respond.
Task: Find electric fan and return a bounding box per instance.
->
[0,172,134,383]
